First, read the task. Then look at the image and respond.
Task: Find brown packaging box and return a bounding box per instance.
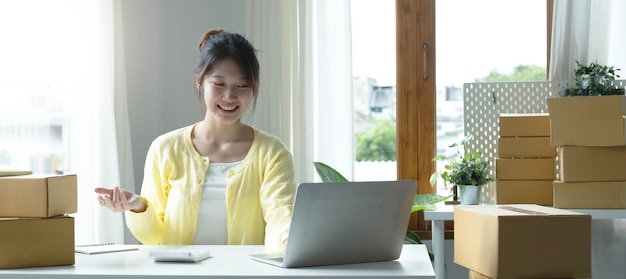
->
[497,137,556,158]
[559,146,626,182]
[495,158,555,180]
[495,180,553,206]
[554,181,626,209]
[0,216,74,268]
[455,204,591,279]
[0,170,32,177]
[547,95,626,147]
[0,174,77,218]
[499,114,551,137]
[469,270,493,279]
[468,270,575,279]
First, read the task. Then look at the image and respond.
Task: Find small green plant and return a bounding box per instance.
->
[313,161,450,264]
[566,60,625,96]
[430,135,493,189]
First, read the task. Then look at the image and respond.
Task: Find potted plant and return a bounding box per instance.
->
[312,161,450,264]
[430,135,493,205]
[564,60,624,96]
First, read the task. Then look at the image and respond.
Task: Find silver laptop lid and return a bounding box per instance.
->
[282,180,417,267]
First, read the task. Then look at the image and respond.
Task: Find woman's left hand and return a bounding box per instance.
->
[94,186,144,213]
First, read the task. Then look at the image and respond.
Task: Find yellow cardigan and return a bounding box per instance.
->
[125,123,296,252]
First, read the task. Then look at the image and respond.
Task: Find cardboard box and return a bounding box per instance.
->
[0,216,74,268]
[469,270,492,279]
[0,174,77,217]
[554,181,626,209]
[468,270,568,279]
[495,158,555,180]
[547,95,626,147]
[496,180,553,206]
[499,114,551,137]
[0,169,32,177]
[497,137,556,158]
[559,146,626,182]
[455,204,591,279]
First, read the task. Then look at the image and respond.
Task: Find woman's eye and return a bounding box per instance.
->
[237,84,249,89]
[212,82,224,87]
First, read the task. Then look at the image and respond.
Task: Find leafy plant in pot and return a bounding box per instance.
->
[430,135,493,205]
[312,161,451,264]
[565,60,625,96]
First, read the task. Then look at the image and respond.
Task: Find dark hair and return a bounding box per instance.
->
[194,29,260,115]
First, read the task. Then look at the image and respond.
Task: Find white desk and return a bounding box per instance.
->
[424,205,626,279]
[0,244,435,279]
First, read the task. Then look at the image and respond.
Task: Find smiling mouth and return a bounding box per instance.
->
[218,105,238,111]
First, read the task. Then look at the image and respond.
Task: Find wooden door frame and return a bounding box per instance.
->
[396,0,436,235]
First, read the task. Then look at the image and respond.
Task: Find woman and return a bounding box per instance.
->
[95,29,296,252]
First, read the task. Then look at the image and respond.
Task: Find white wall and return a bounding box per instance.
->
[118,0,247,243]
[118,0,248,192]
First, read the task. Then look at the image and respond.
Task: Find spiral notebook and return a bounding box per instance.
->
[75,243,138,255]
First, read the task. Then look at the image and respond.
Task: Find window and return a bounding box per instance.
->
[351,0,397,181]
[1,0,121,245]
[0,1,82,173]
[0,86,68,173]
[434,0,547,195]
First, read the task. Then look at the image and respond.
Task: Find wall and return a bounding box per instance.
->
[119,0,248,193]
[118,0,247,243]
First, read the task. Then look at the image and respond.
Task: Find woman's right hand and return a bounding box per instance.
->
[94,186,145,213]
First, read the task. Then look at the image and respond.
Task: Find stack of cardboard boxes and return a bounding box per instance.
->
[455,204,592,279]
[548,95,626,208]
[495,114,557,205]
[0,173,77,268]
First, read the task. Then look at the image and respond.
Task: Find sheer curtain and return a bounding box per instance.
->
[61,0,131,245]
[75,0,134,245]
[549,0,626,80]
[549,1,626,278]
[246,0,354,183]
[0,0,129,244]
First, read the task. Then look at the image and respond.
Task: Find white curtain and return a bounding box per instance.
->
[112,0,137,244]
[246,0,354,183]
[69,0,131,245]
[549,0,626,80]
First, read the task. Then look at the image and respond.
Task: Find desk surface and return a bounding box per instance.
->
[0,245,435,279]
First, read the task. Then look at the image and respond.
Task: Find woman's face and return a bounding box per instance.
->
[201,59,252,125]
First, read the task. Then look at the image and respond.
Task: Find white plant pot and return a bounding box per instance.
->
[458,185,480,205]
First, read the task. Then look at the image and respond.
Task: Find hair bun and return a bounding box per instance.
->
[198,29,224,52]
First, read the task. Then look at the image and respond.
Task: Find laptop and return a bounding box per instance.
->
[250,180,417,268]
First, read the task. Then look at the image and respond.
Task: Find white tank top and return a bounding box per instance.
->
[193,161,240,245]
